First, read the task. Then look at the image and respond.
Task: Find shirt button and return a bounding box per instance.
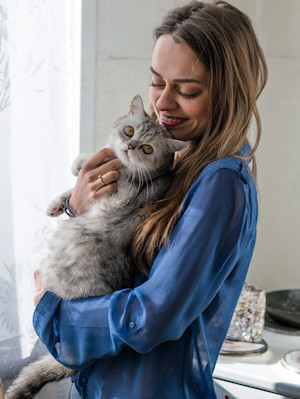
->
[129,321,136,328]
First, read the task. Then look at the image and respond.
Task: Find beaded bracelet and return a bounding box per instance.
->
[64,197,77,217]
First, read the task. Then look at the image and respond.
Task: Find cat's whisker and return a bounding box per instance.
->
[134,162,143,193]
[144,168,154,200]
[138,168,144,196]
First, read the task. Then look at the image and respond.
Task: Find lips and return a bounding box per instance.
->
[160,113,188,127]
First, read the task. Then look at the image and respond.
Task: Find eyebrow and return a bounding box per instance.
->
[150,66,205,85]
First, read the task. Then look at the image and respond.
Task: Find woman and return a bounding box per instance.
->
[34,1,267,398]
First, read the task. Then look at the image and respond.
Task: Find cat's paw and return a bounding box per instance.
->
[71,153,92,176]
[46,199,65,217]
[46,189,74,217]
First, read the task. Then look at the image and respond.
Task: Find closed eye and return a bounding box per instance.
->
[150,82,165,89]
[177,89,201,98]
[150,82,201,99]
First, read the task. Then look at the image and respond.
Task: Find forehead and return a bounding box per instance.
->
[151,34,209,83]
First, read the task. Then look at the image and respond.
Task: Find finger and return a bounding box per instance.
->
[81,148,116,171]
[91,170,120,192]
[93,174,106,191]
[98,157,123,172]
[87,182,118,202]
[93,158,123,180]
[34,270,42,290]
[34,289,46,308]
[93,182,118,199]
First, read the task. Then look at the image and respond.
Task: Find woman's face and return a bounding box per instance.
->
[149,34,210,141]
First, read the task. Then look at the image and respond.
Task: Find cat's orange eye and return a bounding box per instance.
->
[141,144,153,154]
[123,126,134,137]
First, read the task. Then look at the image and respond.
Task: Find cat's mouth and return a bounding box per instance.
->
[119,149,132,164]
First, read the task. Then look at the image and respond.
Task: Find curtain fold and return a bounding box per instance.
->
[0,1,81,396]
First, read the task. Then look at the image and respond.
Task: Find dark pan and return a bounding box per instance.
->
[266,289,300,328]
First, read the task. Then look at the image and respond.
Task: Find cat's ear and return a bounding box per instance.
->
[128,95,147,117]
[167,138,187,153]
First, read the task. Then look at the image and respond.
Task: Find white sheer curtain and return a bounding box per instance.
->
[0,0,81,396]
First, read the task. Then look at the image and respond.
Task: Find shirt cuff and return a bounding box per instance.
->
[33,291,62,358]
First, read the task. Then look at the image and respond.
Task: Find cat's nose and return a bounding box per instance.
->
[128,143,135,150]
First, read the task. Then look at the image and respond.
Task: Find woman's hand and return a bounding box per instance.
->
[69,148,123,215]
[34,270,46,307]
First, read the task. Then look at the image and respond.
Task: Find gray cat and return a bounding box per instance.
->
[5,95,185,399]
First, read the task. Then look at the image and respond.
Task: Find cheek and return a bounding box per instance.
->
[188,101,209,121]
[149,87,159,109]
[111,135,126,158]
[149,86,155,101]
[114,135,125,149]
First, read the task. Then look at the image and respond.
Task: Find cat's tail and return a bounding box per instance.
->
[5,354,76,399]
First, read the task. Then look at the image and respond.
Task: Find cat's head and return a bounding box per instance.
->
[110,95,186,176]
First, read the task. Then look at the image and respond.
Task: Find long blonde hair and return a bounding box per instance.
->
[133,1,268,275]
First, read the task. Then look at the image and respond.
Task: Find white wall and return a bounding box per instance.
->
[229,0,300,291]
[94,0,300,292]
[94,0,184,149]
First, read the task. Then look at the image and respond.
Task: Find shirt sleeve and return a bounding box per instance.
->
[33,167,253,369]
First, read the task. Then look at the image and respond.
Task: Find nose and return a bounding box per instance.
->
[155,87,177,111]
[128,143,135,150]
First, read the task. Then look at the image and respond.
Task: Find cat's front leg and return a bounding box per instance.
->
[71,153,93,176]
[47,154,92,217]
[46,188,74,216]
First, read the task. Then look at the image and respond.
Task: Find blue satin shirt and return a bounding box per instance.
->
[33,152,258,399]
